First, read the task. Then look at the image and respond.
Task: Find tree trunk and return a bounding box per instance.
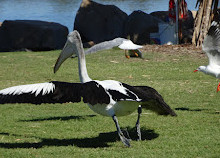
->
[192,1,205,45]
[192,0,216,48]
[198,0,212,47]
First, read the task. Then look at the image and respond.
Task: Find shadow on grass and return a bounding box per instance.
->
[0,127,159,148]
[19,115,96,122]
[175,107,208,112]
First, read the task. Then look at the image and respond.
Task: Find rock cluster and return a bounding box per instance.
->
[0,20,68,52]
[74,0,194,46]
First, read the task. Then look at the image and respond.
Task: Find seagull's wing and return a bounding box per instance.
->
[85,38,127,55]
[0,81,110,105]
[118,40,143,50]
[202,21,220,67]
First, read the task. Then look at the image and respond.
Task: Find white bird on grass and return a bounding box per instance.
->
[194,21,220,92]
[85,38,143,59]
[0,31,176,147]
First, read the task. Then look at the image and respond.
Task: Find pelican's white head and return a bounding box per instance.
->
[54,31,82,73]
[194,66,207,73]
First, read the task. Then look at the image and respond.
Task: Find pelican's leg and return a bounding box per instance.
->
[112,115,131,147]
[135,105,142,141]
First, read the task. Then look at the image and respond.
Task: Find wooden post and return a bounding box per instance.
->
[192,0,204,45]
[198,0,212,47]
[175,0,179,44]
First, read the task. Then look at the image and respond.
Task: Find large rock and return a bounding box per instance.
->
[124,11,164,45]
[74,0,128,44]
[0,20,68,52]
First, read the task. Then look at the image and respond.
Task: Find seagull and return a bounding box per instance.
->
[194,21,220,92]
[84,38,143,59]
[0,31,176,147]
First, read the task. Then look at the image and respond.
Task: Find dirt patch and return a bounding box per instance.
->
[142,44,204,56]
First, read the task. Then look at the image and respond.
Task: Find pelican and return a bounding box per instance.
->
[84,38,143,59]
[194,21,220,92]
[0,31,177,147]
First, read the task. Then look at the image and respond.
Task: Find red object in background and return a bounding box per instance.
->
[169,0,176,21]
[169,0,188,22]
[179,0,188,19]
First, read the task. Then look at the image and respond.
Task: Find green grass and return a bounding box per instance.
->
[0,48,219,158]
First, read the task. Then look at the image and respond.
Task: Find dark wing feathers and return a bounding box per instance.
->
[121,83,177,116]
[135,86,177,116]
[51,81,82,103]
[0,81,83,104]
[82,81,110,105]
[53,81,110,105]
[0,81,110,105]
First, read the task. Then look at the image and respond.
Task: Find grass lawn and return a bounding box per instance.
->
[0,48,219,157]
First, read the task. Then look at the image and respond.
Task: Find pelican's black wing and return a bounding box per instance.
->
[134,86,176,116]
[119,83,177,116]
[0,81,110,105]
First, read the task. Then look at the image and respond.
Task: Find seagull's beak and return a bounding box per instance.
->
[54,39,75,73]
[193,70,198,72]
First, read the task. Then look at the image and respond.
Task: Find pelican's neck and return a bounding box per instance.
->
[77,43,92,83]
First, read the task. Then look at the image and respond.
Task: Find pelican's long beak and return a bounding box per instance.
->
[54,39,75,73]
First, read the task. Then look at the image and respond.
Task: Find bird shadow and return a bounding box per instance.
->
[19,115,96,122]
[0,127,159,148]
[175,107,208,112]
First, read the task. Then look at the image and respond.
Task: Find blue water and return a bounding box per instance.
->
[0,0,198,31]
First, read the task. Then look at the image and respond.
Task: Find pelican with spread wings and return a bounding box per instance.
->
[0,31,176,147]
